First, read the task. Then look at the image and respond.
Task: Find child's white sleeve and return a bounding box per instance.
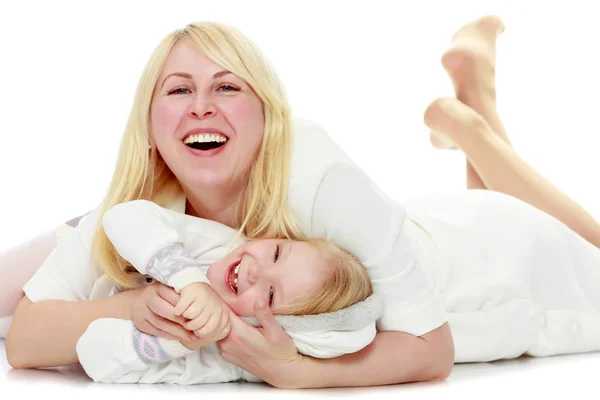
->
[102,200,210,292]
[76,318,194,383]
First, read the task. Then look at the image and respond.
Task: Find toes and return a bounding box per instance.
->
[479,15,505,35]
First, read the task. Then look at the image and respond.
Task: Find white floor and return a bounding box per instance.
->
[1,341,595,399]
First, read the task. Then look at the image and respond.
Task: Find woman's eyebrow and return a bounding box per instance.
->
[160,70,233,89]
[161,72,192,89]
[213,70,232,79]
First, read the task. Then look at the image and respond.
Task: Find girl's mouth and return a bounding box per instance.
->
[226,260,241,293]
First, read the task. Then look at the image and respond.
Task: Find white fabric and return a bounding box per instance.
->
[400,189,600,362]
[76,318,257,384]
[102,199,242,291]
[288,120,447,335]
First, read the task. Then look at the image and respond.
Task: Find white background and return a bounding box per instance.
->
[1,0,600,398]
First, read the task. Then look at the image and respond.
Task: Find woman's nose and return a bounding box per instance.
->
[189,94,216,119]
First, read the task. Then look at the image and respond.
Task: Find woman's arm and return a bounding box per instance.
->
[219,304,454,388]
[289,325,454,388]
[6,289,141,369]
[0,230,58,317]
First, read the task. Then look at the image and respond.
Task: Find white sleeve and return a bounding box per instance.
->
[21,208,101,302]
[310,164,448,336]
[76,318,194,383]
[102,200,210,292]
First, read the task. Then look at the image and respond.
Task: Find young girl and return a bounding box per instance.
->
[75,199,379,384]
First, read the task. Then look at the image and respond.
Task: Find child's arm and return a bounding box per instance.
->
[102,200,209,292]
[76,318,193,383]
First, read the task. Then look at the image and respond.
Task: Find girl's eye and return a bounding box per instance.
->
[168,87,190,95]
[268,286,274,307]
[274,245,280,262]
[218,84,239,92]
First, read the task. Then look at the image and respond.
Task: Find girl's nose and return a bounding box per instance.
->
[246,260,260,285]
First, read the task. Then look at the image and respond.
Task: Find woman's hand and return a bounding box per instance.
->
[130,282,197,342]
[218,302,305,388]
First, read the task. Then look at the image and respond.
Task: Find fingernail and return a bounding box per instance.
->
[256,301,265,309]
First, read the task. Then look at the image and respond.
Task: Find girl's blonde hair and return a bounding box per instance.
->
[273,239,373,316]
[93,22,303,288]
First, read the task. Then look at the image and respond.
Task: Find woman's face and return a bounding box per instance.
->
[150,39,265,197]
[206,239,331,317]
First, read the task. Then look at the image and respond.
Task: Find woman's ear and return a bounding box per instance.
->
[148,134,156,150]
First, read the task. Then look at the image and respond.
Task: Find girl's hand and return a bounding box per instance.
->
[175,282,231,339]
[130,282,197,342]
[218,302,305,388]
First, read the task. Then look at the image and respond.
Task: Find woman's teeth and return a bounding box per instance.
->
[184,133,228,144]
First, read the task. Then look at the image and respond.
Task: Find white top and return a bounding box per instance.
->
[101,199,243,292]
[23,119,448,339]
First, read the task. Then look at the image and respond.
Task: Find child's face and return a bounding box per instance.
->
[207,239,330,317]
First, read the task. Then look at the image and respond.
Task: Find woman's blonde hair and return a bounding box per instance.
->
[273,239,373,316]
[93,22,303,288]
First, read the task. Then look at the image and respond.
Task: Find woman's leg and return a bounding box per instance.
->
[427,15,600,248]
[431,15,507,189]
[424,97,600,248]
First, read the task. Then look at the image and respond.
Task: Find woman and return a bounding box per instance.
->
[3,19,453,387]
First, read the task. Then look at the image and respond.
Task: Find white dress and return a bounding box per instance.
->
[400,189,600,362]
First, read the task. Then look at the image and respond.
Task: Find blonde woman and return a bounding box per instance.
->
[4,21,453,387]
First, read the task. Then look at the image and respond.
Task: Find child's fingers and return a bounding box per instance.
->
[173,295,194,317]
[184,310,211,331]
[194,314,220,338]
[181,302,204,320]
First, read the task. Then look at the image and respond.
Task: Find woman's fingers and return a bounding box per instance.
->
[148,290,187,325]
[154,282,180,306]
[254,301,286,342]
[148,312,197,341]
[137,320,180,341]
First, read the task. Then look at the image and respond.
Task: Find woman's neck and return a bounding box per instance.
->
[183,187,243,229]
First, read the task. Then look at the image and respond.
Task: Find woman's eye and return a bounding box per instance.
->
[274,245,280,262]
[217,84,239,92]
[268,286,274,306]
[168,87,190,95]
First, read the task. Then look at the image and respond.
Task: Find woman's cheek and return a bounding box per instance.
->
[151,101,187,139]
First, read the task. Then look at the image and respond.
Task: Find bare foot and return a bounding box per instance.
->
[442,15,504,103]
[430,15,505,149]
[424,98,492,151]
